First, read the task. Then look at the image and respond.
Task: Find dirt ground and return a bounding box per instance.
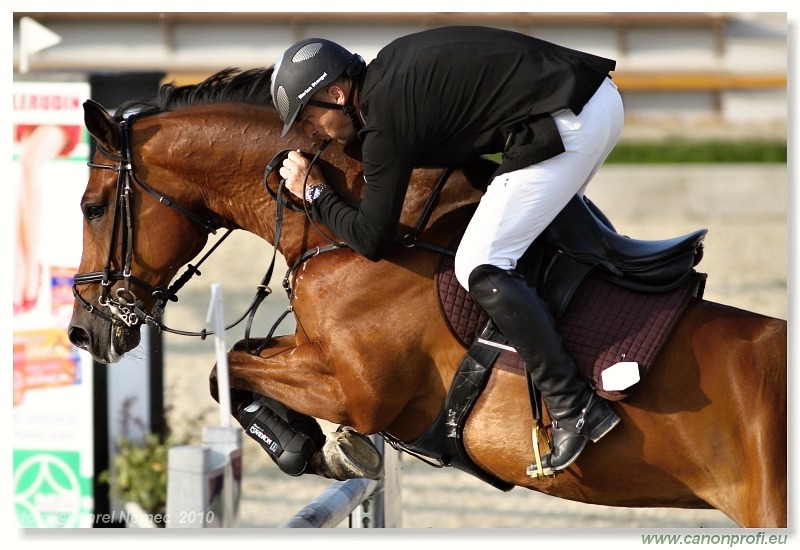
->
[160,163,787,530]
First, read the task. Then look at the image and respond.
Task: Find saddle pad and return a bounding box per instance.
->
[435,259,706,401]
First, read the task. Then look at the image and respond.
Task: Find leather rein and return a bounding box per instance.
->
[73,113,454,348]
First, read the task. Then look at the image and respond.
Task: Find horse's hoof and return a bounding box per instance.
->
[311,426,384,481]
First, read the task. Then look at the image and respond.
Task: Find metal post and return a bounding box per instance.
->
[166,445,210,528]
[349,435,402,527]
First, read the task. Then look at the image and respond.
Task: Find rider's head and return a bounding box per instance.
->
[271,38,366,138]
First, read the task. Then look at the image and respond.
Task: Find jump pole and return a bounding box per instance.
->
[281,435,403,528]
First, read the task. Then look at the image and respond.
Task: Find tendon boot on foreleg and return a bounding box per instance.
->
[234,392,326,476]
[468,264,620,474]
[234,392,383,480]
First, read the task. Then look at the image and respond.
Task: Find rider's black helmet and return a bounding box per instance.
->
[271,37,365,138]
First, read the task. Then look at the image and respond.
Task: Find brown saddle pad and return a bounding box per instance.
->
[436,258,706,401]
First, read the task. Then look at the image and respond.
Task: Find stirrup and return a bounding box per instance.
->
[526,421,557,479]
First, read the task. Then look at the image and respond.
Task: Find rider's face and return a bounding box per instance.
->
[298,83,358,145]
[299,105,356,145]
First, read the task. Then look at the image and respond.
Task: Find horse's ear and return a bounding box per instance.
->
[83,99,120,152]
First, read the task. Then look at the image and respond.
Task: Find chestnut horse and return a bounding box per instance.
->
[68,69,786,527]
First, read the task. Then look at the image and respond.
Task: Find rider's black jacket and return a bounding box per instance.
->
[313,25,616,260]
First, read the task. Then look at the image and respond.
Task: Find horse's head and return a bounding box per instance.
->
[67,67,352,363]
[68,99,219,362]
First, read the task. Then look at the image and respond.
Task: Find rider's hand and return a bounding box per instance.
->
[280,150,326,200]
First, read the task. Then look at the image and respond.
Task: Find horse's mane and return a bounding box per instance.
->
[115,67,275,119]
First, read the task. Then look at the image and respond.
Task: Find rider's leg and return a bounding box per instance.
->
[467,264,619,470]
[455,78,623,285]
[454,77,624,471]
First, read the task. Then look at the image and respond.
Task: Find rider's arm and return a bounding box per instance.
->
[313,129,415,261]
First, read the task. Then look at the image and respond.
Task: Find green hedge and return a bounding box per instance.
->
[606,140,786,164]
[483,140,786,165]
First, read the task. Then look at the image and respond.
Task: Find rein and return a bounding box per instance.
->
[246,142,457,353]
[75,112,456,348]
[249,140,345,354]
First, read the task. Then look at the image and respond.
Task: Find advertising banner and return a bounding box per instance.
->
[12,79,95,528]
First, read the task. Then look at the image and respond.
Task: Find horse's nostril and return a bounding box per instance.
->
[67,326,90,351]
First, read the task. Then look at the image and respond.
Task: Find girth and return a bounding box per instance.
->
[383,321,515,491]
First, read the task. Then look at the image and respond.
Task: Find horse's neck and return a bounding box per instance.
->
[140,103,487,266]
[138,105,330,264]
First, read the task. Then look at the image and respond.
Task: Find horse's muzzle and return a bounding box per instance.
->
[67,314,140,364]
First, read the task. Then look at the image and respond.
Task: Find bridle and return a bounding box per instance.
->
[72,113,252,337]
[73,110,451,347]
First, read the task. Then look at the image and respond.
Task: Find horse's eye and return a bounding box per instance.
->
[84,204,106,220]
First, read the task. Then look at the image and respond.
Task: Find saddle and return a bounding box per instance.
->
[385,194,708,490]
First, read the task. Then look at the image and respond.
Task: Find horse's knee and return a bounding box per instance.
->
[208,368,251,413]
[208,366,218,400]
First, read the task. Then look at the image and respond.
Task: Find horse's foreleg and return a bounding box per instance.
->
[209,335,384,481]
[209,335,350,426]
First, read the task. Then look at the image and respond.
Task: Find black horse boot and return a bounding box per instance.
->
[468,264,620,472]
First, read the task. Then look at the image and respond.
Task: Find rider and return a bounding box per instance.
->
[272,25,623,473]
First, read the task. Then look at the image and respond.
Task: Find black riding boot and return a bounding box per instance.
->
[468,264,620,472]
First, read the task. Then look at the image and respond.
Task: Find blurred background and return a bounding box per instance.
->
[10,11,788,531]
[13,11,787,138]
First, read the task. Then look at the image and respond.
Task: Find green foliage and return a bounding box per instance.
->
[99,433,173,515]
[99,393,214,519]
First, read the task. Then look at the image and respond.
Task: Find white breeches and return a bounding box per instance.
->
[454,77,625,290]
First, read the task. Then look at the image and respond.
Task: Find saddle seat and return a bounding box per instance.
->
[543,196,707,291]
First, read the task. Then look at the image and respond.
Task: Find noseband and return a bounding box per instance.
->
[72,113,224,333]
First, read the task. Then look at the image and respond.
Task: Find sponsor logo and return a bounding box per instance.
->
[297,72,328,100]
[249,423,281,455]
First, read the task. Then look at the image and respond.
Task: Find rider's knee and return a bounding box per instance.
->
[454,250,480,291]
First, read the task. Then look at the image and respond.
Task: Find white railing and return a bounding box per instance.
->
[281,436,402,528]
